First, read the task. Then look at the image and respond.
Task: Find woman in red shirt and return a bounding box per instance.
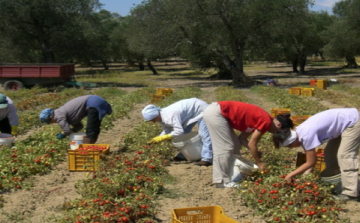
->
[203,101,293,188]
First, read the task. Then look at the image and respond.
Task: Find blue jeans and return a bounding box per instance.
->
[176,119,213,163]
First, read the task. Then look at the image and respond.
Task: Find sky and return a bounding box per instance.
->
[99,0,341,16]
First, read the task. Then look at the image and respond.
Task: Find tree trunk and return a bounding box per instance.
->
[345,56,358,68]
[147,60,158,75]
[292,59,298,72]
[102,60,109,70]
[41,49,55,63]
[138,61,145,70]
[299,55,306,74]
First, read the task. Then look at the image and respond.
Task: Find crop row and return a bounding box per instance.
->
[51,87,204,223]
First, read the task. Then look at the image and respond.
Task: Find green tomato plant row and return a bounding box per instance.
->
[214,86,346,222]
[50,87,203,223]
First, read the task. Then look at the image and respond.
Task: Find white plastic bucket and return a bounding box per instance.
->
[172,132,202,161]
[230,158,248,182]
[69,132,86,150]
[0,133,15,147]
[233,155,259,176]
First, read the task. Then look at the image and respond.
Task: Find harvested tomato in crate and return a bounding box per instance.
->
[68,144,110,172]
[296,148,326,172]
[270,108,291,118]
[291,115,311,128]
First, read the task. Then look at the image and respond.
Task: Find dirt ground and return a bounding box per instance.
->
[1,61,360,223]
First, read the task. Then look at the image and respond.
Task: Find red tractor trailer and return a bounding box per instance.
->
[0,63,75,90]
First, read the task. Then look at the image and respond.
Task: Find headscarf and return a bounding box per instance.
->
[39,108,53,124]
[142,105,161,121]
[280,130,297,147]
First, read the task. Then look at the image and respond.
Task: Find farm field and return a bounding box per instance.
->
[1,59,360,223]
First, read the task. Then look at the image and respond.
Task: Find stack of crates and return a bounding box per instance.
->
[291,115,311,128]
[270,108,291,118]
[295,148,326,172]
[301,88,314,97]
[171,206,238,223]
[316,79,327,90]
[289,87,302,95]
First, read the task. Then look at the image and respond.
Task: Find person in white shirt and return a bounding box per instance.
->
[0,93,18,136]
[273,108,360,202]
[142,98,213,166]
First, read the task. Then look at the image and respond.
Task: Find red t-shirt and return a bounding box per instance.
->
[218,101,273,133]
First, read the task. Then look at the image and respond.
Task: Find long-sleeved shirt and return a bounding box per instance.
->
[0,97,18,126]
[159,98,209,136]
[54,95,112,135]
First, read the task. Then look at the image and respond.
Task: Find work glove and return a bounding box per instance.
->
[56,132,66,139]
[148,134,173,144]
[11,126,18,136]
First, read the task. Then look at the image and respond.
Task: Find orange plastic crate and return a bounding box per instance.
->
[316,79,327,90]
[68,144,110,172]
[171,206,239,223]
[270,108,291,118]
[310,79,317,86]
[151,94,165,103]
[301,88,314,97]
[289,87,302,95]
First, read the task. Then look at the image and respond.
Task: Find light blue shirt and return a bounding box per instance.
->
[159,98,209,136]
[296,108,359,150]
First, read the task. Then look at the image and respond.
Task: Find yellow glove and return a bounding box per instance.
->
[11,126,18,136]
[148,134,173,144]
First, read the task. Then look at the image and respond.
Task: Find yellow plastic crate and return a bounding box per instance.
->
[316,79,327,90]
[68,144,110,172]
[171,206,239,223]
[270,108,291,118]
[296,149,326,172]
[151,94,165,103]
[156,88,174,96]
[315,149,326,172]
[301,88,314,97]
[291,115,311,127]
[289,87,302,95]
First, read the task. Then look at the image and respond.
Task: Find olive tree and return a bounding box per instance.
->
[127,0,313,86]
[322,0,360,68]
[0,0,101,63]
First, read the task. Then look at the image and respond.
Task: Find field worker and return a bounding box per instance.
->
[142,98,213,166]
[39,95,112,144]
[203,101,293,188]
[0,93,18,136]
[273,108,360,202]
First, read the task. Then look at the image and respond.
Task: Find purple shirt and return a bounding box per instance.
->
[296,108,359,150]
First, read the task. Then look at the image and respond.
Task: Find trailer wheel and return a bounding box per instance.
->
[4,80,24,91]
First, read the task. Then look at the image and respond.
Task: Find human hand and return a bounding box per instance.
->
[56,132,66,139]
[257,162,265,171]
[147,134,173,144]
[11,126,18,136]
[284,175,292,183]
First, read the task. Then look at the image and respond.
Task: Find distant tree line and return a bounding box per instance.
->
[0,0,360,86]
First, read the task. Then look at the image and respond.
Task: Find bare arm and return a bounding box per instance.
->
[239,130,264,170]
[285,149,317,182]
